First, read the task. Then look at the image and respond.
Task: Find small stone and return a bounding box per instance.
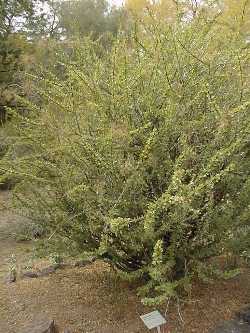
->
[38,265,57,277]
[209,320,250,333]
[5,271,16,283]
[236,305,250,324]
[22,271,39,278]
[74,257,96,267]
[57,263,70,269]
[52,264,61,270]
[18,319,57,333]
[74,260,90,267]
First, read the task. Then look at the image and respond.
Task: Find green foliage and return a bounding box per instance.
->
[0,0,59,187]
[0,34,32,121]
[12,219,45,241]
[49,252,63,265]
[7,253,17,274]
[1,10,250,304]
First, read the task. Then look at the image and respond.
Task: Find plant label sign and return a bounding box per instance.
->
[140,310,166,332]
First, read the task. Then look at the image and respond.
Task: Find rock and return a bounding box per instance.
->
[21,265,61,279]
[57,263,70,269]
[63,329,71,333]
[74,256,96,267]
[209,320,250,333]
[5,271,16,283]
[52,263,61,270]
[74,260,90,267]
[236,305,250,324]
[19,319,57,333]
[22,271,39,278]
[38,265,57,277]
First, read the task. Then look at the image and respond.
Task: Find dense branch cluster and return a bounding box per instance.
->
[1,5,250,304]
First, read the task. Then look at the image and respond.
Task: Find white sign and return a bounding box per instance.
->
[140,310,166,331]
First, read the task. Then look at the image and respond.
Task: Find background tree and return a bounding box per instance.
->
[216,0,250,38]
[1,0,30,121]
[0,0,54,122]
[0,0,53,189]
[58,0,125,39]
[124,0,195,22]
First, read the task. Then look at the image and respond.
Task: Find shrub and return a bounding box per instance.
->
[1,11,249,304]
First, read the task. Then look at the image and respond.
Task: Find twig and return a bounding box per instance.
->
[177,297,184,325]
[165,297,172,317]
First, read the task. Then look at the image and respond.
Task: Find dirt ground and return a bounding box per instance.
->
[0,190,250,333]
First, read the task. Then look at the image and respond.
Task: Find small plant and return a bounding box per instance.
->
[23,258,34,270]
[6,254,17,281]
[13,221,45,242]
[49,252,63,265]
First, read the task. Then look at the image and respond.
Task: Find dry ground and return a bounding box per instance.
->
[0,190,250,333]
